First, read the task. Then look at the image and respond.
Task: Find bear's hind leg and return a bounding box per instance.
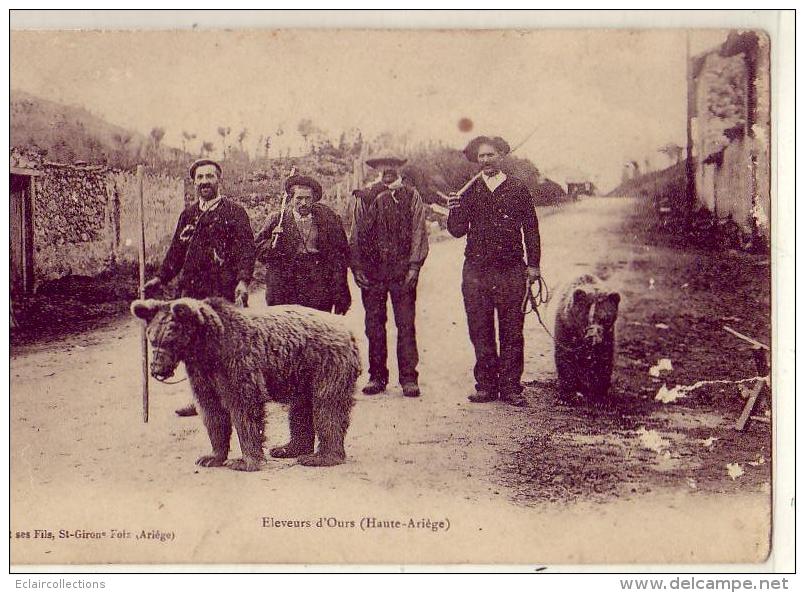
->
[226,400,266,472]
[299,389,351,467]
[270,398,315,459]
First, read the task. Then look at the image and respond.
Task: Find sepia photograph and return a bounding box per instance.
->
[7,10,793,571]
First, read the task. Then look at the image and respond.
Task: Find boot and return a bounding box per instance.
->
[402,382,421,398]
[361,379,387,395]
[500,391,528,407]
[468,389,498,403]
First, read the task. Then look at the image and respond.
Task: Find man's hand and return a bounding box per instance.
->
[353,269,371,289]
[447,192,462,210]
[526,266,541,284]
[143,277,162,298]
[333,299,350,316]
[403,267,420,291]
[235,280,250,307]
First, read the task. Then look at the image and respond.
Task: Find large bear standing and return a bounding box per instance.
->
[131,298,360,470]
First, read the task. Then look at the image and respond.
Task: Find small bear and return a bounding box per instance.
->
[553,274,621,400]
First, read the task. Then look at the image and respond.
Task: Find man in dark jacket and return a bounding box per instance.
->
[254,174,351,314]
[447,136,541,407]
[351,153,429,398]
[144,158,256,416]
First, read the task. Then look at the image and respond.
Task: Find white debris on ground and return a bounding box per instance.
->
[655,323,669,330]
[748,456,766,467]
[726,463,745,480]
[649,278,655,290]
[636,427,671,454]
[649,358,673,377]
[700,437,719,449]
[654,375,770,404]
[687,478,698,490]
[655,383,685,403]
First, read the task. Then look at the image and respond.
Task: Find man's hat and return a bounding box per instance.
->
[462,136,511,163]
[189,158,222,179]
[365,150,407,169]
[285,174,323,202]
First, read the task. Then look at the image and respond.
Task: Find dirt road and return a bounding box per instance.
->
[11,198,771,566]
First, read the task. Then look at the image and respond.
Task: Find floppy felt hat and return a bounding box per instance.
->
[189,158,223,179]
[462,136,511,163]
[365,150,408,169]
[284,174,323,202]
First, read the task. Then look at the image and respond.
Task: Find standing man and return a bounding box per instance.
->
[144,158,256,416]
[254,173,351,314]
[447,136,541,407]
[351,153,429,398]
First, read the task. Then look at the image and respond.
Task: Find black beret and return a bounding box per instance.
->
[285,174,323,202]
[189,158,222,179]
[462,136,511,163]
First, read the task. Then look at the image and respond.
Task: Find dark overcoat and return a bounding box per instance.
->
[159,198,256,301]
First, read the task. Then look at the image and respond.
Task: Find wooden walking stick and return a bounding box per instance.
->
[436,124,542,203]
[271,165,297,249]
[137,165,149,423]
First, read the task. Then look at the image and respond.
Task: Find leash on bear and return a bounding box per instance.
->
[522,275,584,354]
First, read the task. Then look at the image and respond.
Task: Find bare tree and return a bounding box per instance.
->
[217,126,231,159]
[237,128,248,152]
[181,131,197,155]
[150,127,166,166]
[150,127,165,150]
[200,141,215,158]
[297,118,316,153]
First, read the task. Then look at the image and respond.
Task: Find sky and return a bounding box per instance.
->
[11,28,727,191]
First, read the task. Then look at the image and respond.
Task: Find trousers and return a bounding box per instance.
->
[461,260,527,395]
[361,281,419,384]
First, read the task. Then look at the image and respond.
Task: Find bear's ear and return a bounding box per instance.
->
[170,298,224,334]
[572,288,588,305]
[171,301,196,323]
[131,299,165,322]
[607,292,621,308]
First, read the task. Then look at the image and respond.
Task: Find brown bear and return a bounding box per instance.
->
[553,274,620,400]
[131,297,360,470]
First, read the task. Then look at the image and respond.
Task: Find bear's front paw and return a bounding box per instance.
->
[224,457,263,472]
[196,454,226,467]
[298,453,345,467]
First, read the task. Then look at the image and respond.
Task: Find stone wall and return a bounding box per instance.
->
[19,155,184,283]
[691,32,770,241]
[32,164,117,280]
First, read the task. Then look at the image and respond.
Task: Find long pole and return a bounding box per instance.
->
[137,165,149,423]
[270,165,297,248]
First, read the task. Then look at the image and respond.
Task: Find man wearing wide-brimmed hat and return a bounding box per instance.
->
[255,173,351,315]
[350,151,429,399]
[144,158,256,416]
[447,136,541,407]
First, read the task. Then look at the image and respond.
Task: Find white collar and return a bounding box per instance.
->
[198,195,223,212]
[482,170,506,182]
[375,175,403,190]
[293,209,312,222]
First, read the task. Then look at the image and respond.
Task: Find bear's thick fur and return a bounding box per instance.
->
[553,274,620,400]
[131,298,360,470]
